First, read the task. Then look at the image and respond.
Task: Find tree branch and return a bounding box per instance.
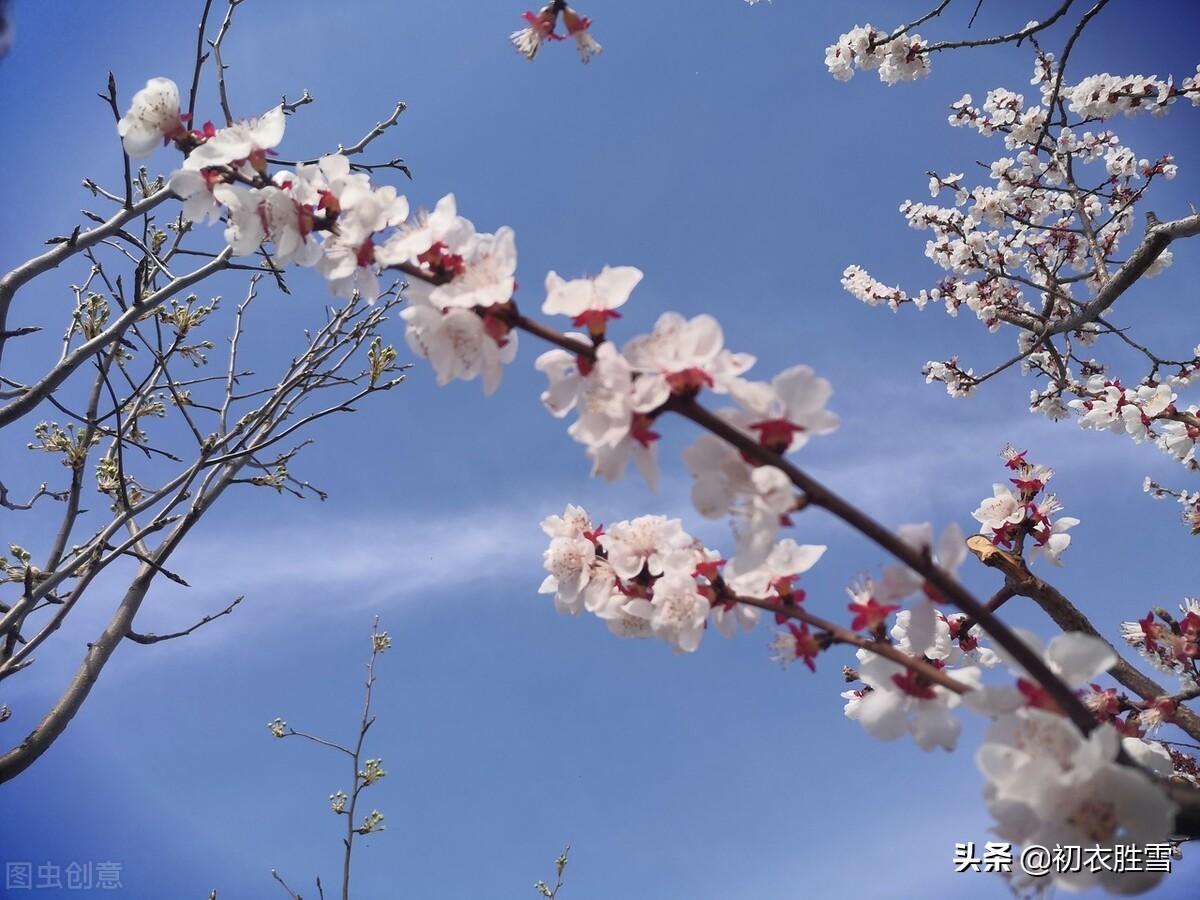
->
[125,596,243,645]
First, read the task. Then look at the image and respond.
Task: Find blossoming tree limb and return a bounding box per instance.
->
[830,0,1200,535]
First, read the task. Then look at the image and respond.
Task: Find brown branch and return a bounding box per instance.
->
[1047,211,1200,336]
[1030,0,1112,156]
[965,535,1200,742]
[871,0,953,48]
[125,596,243,645]
[187,0,216,120]
[0,190,173,369]
[271,869,303,900]
[209,0,245,125]
[272,101,407,168]
[0,247,233,430]
[918,0,1077,53]
[0,482,67,511]
[737,595,969,694]
[99,72,134,210]
[664,393,1100,734]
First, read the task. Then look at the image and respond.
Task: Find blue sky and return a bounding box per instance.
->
[1,1,1199,898]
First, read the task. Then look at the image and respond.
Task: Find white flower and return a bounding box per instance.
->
[731,465,799,570]
[567,342,636,448]
[978,721,1176,894]
[316,184,409,300]
[558,340,668,488]
[682,431,754,520]
[600,515,691,581]
[1122,736,1175,778]
[622,312,755,406]
[877,521,967,602]
[729,365,839,453]
[709,578,760,638]
[972,483,1026,532]
[540,533,597,615]
[540,503,593,540]
[422,227,517,311]
[846,648,980,751]
[286,153,371,210]
[1027,512,1079,566]
[724,539,825,600]
[118,77,184,158]
[212,184,323,266]
[542,266,642,331]
[533,343,591,418]
[168,167,224,224]
[377,193,474,269]
[649,571,709,652]
[212,185,267,256]
[183,105,286,171]
[401,295,517,395]
[585,427,659,490]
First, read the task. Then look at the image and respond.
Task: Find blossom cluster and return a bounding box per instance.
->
[533,274,839,541]
[828,49,1200,509]
[973,636,1179,895]
[849,617,1183,893]
[539,503,824,653]
[1145,478,1200,535]
[119,77,535,397]
[840,599,991,751]
[1066,67,1200,119]
[1121,599,1200,687]
[971,447,1079,566]
[824,24,931,85]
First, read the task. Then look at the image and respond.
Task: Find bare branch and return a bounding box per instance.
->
[0,247,233,430]
[0,189,173,368]
[187,0,216,120]
[0,482,67,511]
[124,596,243,645]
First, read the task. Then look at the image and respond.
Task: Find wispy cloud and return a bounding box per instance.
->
[170,504,545,613]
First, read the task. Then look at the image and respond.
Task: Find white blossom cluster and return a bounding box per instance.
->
[534,280,840,531]
[835,569,1186,895]
[119,77,528,397]
[971,447,1079,567]
[970,632,1179,895]
[1067,67,1200,119]
[826,50,1200,500]
[539,503,824,653]
[536,489,1183,896]
[1120,596,1200,687]
[824,24,931,85]
[842,562,995,752]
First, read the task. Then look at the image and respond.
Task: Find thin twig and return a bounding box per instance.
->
[125,596,243,645]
